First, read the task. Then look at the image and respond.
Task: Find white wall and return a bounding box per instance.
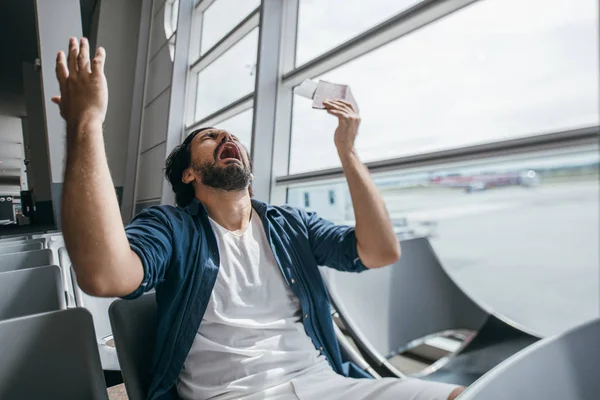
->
[133,0,174,208]
[95,0,143,189]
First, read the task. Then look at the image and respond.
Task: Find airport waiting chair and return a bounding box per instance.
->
[58,248,76,307]
[0,308,108,399]
[0,238,46,249]
[71,266,120,372]
[0,241,43,255]
[0,235,29,241]
[460,318,600,400]
[0,265,65,321]
[322,237,539,386]
[0,249,53,273]
[110,293,157,400]
[48,237,65,266]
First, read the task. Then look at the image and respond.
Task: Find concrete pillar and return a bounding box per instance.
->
[22,63,54,225]
[34,0,83,228]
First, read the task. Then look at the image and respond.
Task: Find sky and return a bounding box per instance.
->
[191,0,599,174]
[290,0,600,173]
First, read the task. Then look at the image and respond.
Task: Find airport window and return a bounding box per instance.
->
[304,192,310,208]
[199,0,260,55]
[288,0,599,174]
[164,0,179,39]
[295,0,421,67]
[286,146,600,337]
[213,108,254,153]
[167,34,176,61]
[195,28,259,121]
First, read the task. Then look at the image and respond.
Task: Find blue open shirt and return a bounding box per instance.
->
[124,198,370,400]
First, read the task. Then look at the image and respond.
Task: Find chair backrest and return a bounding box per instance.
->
[48,238,65,266]
[0,241,43,255]
[0,308,108,399]
[0,265,65,321]
[0,249,53,273]
[323,237,488,363]
[72,267,117,340]
[110,293,157,400]
[0,235,29,242]
[58,248,76,307]
[71,266,120,370]
[461,318,600,400]
[0,238,46,249]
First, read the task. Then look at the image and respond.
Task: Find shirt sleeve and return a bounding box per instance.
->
[304,211,367,273]
[122,207,174,299]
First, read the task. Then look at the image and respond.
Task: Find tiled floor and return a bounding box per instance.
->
[107,384,128,400]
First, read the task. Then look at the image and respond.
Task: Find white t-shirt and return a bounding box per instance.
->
[177,209,328,400]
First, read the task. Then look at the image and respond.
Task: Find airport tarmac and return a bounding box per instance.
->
[382,179,599,337]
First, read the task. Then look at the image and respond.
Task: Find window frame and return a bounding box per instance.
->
[176,0,599,203]
[185,1,261,129]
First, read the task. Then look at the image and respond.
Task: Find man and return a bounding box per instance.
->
[54,37,465,400]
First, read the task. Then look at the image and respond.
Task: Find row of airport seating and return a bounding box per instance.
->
[0,233,598,399]
[0,233,115,398]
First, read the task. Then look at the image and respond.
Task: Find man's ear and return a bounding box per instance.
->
[182,168,195,184]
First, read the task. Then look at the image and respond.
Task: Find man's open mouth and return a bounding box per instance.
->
[218,142,242,162]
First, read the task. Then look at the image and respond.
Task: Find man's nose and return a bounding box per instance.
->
[218,131,233,143]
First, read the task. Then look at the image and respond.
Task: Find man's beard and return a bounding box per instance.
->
[194,160,251,192]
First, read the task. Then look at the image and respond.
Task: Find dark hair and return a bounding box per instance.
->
[164,127,253,207]
[165,127,213,207]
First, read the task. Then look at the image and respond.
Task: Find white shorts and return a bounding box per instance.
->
[239,368,459,400]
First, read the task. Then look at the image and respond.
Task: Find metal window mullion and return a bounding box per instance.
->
[185,94,254,133]
[184,5,203,128]
[195,0,216,12]
[269,0,299,205]
[251,0,287,202]
[189,8,260,74]
[275,126,600,186]
[282,0,480,86]
[161,0,195,206]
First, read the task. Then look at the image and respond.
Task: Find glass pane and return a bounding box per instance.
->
[287,147,600,337]
[289,0,599,174]
[200,0,260,55]
[195,28,258,121]
[215,108,254,153]
[164,0,179,38]
[296,0,422,66]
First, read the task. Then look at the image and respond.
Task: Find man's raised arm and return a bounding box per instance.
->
[323,99,401,268]
[55,37,143,297]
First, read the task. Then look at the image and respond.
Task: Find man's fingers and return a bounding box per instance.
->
[323,99,350,114]
[323,100,342,111]
[91,47,106,76]
[78,37,91,72]
[329,99,354,114]
[335,99,357,112]
[51,96,61,105]
[325,108,345,118]
[67,37,79,74]
[55,51,68,86]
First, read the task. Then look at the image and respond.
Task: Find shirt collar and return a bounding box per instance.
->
[183,197,269,217]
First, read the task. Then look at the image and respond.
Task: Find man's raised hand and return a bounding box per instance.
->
[323,99,361,155]
[52,37,108,128]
